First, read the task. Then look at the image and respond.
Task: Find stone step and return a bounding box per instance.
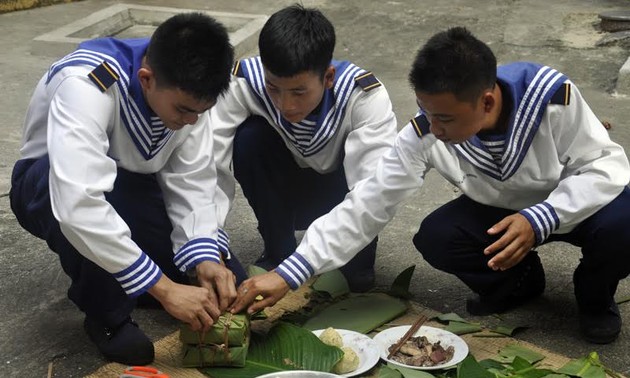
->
[32,3,266,58]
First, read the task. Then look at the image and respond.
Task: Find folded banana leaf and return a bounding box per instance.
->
[181,334,250,367]
[302,293,408,333]
[180,313,250,346]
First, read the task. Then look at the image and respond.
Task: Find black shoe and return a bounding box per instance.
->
[579,302,621,344]
[339,239,377,293]
[466,252,545,316]
[84,316,154,365]
[341,268,375,293]
[466,288,543,316]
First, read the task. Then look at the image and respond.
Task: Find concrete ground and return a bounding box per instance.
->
[1,0,630,377]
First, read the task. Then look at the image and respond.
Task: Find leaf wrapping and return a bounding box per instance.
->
[180,313,250,367]
[180,313,250,346]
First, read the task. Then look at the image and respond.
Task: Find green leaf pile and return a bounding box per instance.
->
[202,322,343,377]
[374,347,621,378]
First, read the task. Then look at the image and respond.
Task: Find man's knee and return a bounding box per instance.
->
[10,157,57,238]
[412,217,455,269]
[233,116,277,159]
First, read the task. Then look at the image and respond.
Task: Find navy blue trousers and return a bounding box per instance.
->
[413,190,630,313]
[232,115,377,276]
[10,156,246,327]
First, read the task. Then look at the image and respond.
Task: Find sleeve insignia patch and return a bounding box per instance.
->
[232,60,244,77]
[87,61,119,92]
[549,83,571,105]
[410,114,431,138]
[354,71,382,92]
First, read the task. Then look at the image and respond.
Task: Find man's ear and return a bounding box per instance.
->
[137,67,154,90]
[482,91,497,114]
[324,65,336,89]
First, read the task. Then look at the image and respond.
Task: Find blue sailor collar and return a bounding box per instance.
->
[454,62,567,181]
[46,37,173,160]
[235,57,368,157]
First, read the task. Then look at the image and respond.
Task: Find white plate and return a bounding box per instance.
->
[372,325,469,370]
[312,329,381,377]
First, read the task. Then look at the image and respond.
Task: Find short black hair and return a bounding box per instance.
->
[146,13,234,102]
[409,27,497,103]
[259,4,335,78]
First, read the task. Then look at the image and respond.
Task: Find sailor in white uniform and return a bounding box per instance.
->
[232,27,630,345]
[9,14,245,365]
[211,5,397,291]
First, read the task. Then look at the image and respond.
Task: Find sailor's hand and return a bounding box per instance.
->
[148,275,220,332]
[229,272,290,315]
[195,260,238,313]
[484,213,536,271]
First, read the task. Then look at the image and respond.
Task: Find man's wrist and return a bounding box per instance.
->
[147,275,174,301]
[173,238,221,272]
[275,253,315,289]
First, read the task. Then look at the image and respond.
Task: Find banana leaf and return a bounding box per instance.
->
[434,313,467,324]
[489,322,529,336]
[311,269,350,298]
[456,355,494,378]
[478,359,506,370]
[387,265,416,299]
[556,352,607,378]
[377,365,404,378]
[202,322,344,378]
[509,356,556,378]
[247,264,268,277]
[497,344,544,364]
[387,362,438,377]
[180,313,249,346]
[302,293,408,333]
[444,321,482,335]
[181,334,249,367]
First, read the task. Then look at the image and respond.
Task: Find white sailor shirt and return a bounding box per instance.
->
[275,63,630,289]
[19,38,225,297]
[211,57,398,237]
